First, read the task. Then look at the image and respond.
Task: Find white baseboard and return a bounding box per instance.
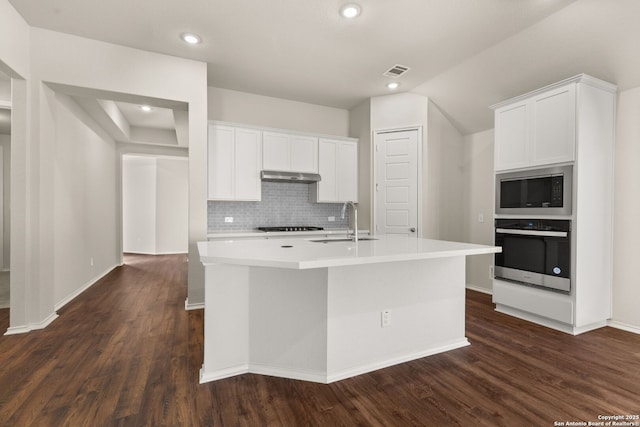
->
[325,339,470,384]
[250,364,328,384]
[124,251,188,256]
[4,312,59,335]
[466,284,493,295]
[608,320,640,335]
[4,325,31,335]
[185,298,204,311]
[198,339,470,385]
[54,264,119,311]
[200,364,249,384]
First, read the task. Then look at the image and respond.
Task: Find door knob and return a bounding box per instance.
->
[410,227,416,232]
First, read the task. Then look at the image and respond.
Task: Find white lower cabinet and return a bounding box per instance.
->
[493,280,574,326]
[208,124,262,201]
[311,138,358,203]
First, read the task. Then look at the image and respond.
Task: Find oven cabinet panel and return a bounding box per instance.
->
[493,280,574,327]
[572,82,616,329]
[494,83,576,172]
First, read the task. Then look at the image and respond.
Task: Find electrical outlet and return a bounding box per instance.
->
[489,265,494,279]
[478,213,484,223]
[90,257,94,267]
[328,216,335,222]
[381,310,391,328]
[224,217,234,223]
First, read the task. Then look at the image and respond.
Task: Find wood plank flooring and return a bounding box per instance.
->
[1,253,639,426]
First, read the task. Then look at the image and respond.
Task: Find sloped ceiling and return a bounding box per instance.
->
[8,0,640,134]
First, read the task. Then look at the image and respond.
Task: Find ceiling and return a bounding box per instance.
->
[7,0,640,134]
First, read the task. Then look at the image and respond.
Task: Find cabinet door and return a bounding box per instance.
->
[290,135,318,173]
[494,101,529,171]
[262,132,290,171]
[531,84,576,166]
[337,141,358,202]
[208,125,235,199]
[234,128,262,200]
[317,139,337,202]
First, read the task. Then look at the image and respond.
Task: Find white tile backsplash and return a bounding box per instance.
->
[208,181,348,231]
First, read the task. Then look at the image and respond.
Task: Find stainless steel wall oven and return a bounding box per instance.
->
[494,219,571,293]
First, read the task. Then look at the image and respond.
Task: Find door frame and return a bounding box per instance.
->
[371,125,423,237]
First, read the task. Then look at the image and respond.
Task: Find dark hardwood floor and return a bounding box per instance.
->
[0,254,639,426]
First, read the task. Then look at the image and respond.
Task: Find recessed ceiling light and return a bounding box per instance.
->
[181,32,201,45]
[340,3,361,18]
[140,105,152,112]
[386,82,400,90]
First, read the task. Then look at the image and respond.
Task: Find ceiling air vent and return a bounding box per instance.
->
[383,64,410,78]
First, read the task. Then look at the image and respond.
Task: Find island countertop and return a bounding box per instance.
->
[197,235,500,270]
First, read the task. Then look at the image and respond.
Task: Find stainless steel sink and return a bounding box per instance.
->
[310,237,378,243]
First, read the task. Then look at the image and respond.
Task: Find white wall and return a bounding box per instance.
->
[426,100,465,242]
[123,155,189,255]
[208,87,350,137]
[371,93,429,131]
[156,158,188,254]
[0,0,29,79]
[0,80,10,101]
[612,86,640,330]
[2,22,207,332]
[52,92,119,307]
[0,134,10,270]
[349,100,371,229]
[123,156,157,254]
[0,0,31,332]
[462,129,495,292]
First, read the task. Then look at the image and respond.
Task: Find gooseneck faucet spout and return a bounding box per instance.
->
[341,201,358,242]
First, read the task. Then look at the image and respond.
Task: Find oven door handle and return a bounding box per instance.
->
[495,228,568,238]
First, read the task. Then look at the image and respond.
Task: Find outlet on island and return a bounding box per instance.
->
[381,309,391,328]
[224,217,234,223]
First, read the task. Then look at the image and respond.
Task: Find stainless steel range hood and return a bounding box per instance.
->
[260,170,321,183]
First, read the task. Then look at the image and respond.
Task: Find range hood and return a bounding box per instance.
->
[260,170,321,183]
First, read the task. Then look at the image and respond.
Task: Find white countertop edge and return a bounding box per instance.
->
[197,241,500,270]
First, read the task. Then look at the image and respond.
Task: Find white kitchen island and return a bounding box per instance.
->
[197,235,500,384]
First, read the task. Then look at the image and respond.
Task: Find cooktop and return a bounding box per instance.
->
[257,226,324,232]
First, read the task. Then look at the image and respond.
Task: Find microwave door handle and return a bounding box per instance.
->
[495,228,568,238]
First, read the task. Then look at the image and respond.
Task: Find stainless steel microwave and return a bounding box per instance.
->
[495,165,573,216]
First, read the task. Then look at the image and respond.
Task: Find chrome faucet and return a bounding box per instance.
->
[341,201,358,242]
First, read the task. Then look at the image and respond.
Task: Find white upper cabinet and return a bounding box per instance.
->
[262,131,318,173]
[208,124,262,201]
[531,84,576,166]
[494,101,529,171]
[290,135,318,173]
[312,138,358,203]
[494,83,576,171]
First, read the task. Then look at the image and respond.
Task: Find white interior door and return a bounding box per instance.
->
[375,129,419,236]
